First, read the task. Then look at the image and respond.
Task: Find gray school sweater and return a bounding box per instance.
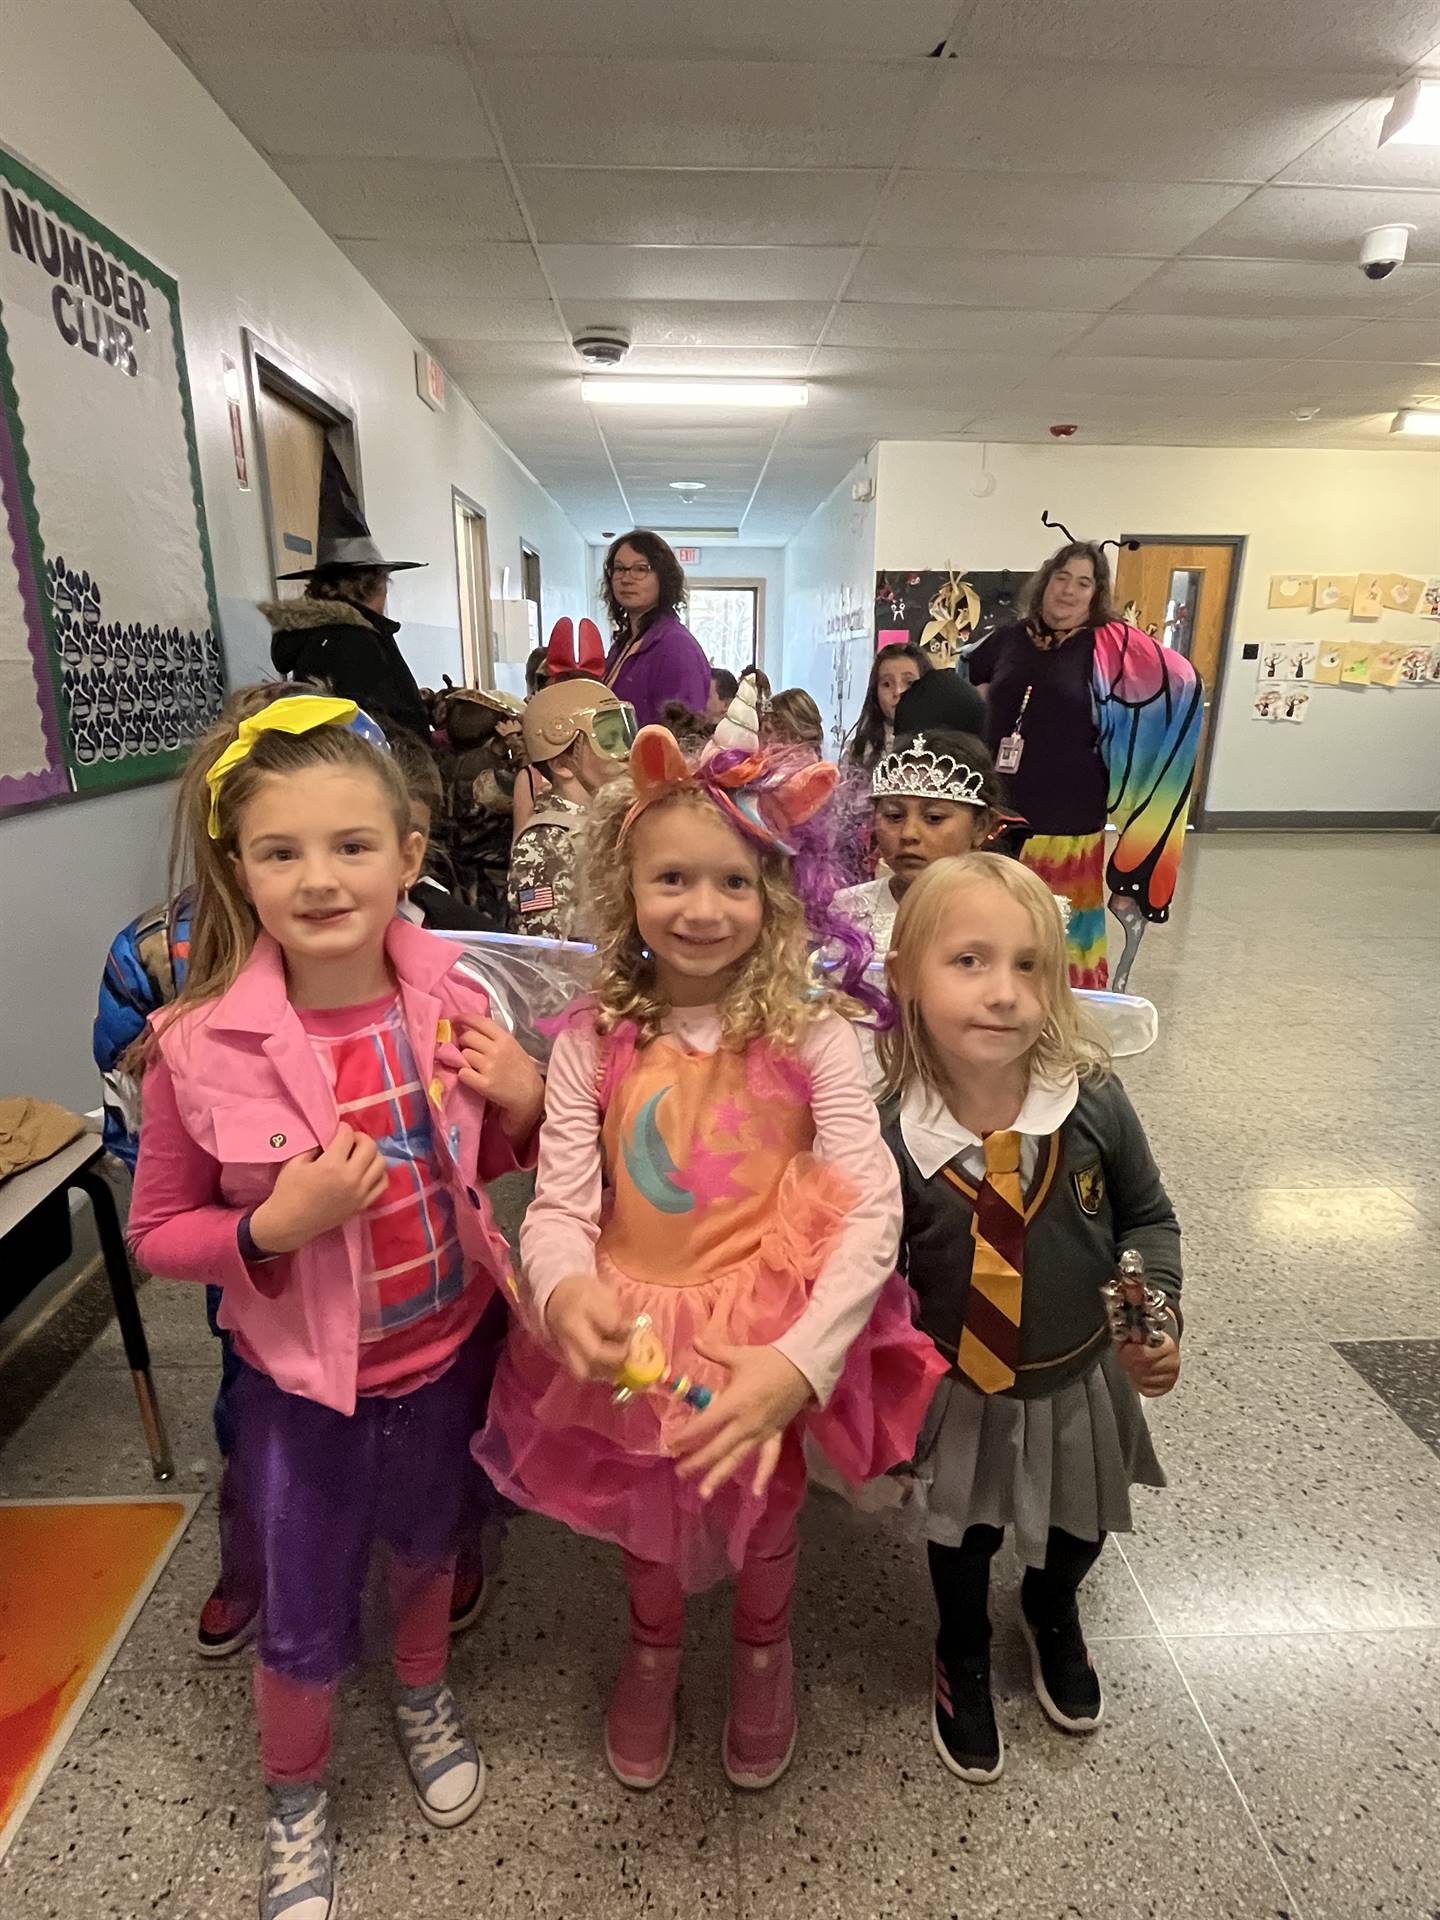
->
[880,1077,1182,1400]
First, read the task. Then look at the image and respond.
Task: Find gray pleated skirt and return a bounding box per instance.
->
[914,1343,1165,1567]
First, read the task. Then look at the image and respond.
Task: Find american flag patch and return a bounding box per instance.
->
[517,884,555,914]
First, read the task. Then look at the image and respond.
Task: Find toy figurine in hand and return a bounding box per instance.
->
[612,1314,712,1412]
[1102,1249,1169,1349]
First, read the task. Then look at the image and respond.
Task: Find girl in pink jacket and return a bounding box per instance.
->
[475,699,945,1796]
[128,688,542,1920]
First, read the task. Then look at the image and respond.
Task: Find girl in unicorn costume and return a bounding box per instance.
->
[475,681,945,1792]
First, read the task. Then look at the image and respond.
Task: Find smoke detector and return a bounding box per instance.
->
[573,325,632,368]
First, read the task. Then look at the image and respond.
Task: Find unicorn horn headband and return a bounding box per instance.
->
[204,693,389,836]
[619,723,837,856]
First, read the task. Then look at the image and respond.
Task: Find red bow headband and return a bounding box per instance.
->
[620,725,837,855]
[546,615,606,680]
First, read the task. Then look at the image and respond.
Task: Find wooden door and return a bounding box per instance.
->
[1112,539,1238,820]
[521,543,542,646]
[256,385,327,597]
[453,497,493,685]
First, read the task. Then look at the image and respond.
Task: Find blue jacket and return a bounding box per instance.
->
[93,897,190,1171]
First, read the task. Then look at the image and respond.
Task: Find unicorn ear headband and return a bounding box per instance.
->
[205,693,389,837]
[619,678,836,855]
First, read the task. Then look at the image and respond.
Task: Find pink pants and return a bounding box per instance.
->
[625,1493,800,1650]
[256,1557,455,1785]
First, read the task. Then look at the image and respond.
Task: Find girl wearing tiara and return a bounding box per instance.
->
[835,730,1004,951]
[477,690,944,1792]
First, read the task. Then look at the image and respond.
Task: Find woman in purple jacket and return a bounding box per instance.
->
[600,530,712,728]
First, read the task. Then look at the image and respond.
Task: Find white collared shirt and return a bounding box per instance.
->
[898,1069,1079,1185]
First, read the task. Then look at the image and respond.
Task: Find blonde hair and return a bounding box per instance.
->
[151,682,412,1047]
[878,852,1111,1100]
[579,776,853,1049]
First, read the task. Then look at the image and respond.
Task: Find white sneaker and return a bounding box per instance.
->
[394,1682,486,1828]
[259,1784,336,1920]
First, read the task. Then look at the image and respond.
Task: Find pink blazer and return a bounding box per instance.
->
[128,917,529,1414]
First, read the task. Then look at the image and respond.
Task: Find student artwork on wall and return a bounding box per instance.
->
[1313,642,1344,686]
[1369,644,1405,688]
[1381,573,1423,616]
[1422,577,1440,621]
[0,147,222,816]
[1351,573,1385,621]
[874,568,1024,666]
[1267,574,1314,610]
[1340,642,1373,685]
[1312,574,1354,612]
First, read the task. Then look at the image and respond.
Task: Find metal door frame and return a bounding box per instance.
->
[1118,533,1248,829]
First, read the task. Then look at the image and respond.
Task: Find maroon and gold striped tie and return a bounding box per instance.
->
[959,1129,1024,1393]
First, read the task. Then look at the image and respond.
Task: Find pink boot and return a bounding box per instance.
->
[605,1642,681,1790]
[723,1638,797,1790]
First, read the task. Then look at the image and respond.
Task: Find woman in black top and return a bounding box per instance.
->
[966,543,1113,987]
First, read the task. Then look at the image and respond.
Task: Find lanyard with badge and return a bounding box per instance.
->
[996,685,1031,774]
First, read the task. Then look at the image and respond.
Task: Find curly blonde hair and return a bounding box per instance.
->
[878,852,1111,1099]
[579,776,855,1049]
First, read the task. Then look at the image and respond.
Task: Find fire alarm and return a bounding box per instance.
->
[1049,423,1078,438]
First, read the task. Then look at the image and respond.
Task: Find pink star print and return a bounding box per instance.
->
[710,1099,749,1137]
[674,1142,746,1206]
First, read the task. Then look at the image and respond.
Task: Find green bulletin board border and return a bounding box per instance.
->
[0,142,222,808]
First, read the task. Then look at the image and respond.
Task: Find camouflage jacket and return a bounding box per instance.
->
[506,796,587,941]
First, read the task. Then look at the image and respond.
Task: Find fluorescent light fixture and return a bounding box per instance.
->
[656,527,741,541]
[1390,407,1440,435]
[669,479,707,490]
[581,378,807,409]
[1380,78,1440,147]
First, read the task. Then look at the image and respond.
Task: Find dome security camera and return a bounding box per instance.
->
[572,325,632,367]
[1358,224,1416,282]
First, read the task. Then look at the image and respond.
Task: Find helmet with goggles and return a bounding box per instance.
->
[522,676,637,767]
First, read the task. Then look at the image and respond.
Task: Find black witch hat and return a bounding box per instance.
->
[277,442,425,580]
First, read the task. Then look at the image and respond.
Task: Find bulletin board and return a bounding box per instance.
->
[0,146,222,816]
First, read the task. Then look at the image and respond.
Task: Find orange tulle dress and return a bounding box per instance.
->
[476,1017,946,1592]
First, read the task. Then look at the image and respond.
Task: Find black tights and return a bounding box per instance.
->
[927,1525,1105,1661]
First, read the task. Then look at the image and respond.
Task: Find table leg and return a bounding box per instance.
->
[73,1166,175,1482]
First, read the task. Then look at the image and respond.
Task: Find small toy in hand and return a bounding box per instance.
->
[612,1314,712,1411]
[1101,1249,1169,1349]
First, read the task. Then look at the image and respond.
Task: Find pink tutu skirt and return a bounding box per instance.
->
[475,1158,946,1591]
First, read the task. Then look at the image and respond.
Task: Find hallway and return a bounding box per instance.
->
[1,832,1437,1920]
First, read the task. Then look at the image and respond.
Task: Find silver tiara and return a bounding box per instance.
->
[871,734,986,807]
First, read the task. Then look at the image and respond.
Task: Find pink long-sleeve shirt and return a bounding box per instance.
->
[519,1005,902,1407]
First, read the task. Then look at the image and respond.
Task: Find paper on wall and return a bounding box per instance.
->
[1351,574,1385,620]
[1381,574,1424,616]
[1312,574,1355,612]
[1278,686,1310,723]
[1370,645,1404,688]
[1399,646,1432,684]
[1252,686,1284,721]
[1268,574,1314,610]
[1420,577,1440,621]
[1340,642,1373,685]
[1256,640,1315,686]
[1313,643,1344,686]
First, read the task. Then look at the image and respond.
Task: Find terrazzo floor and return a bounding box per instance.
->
[1,832,1437,1919]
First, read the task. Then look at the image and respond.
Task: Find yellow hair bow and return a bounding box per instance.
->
[205,695,360,837]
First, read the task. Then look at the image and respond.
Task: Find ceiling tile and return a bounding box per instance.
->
[947,0,1440,72]
[906,62,1369,182]
[1276,95,1440,190]
[885,174,1252,256]
[456,0,957,57]
[1073,312,1360,357]
[1119,257,1440,317]
[339,239,550,306]
[540,244,852,302]
[516,168,886,247]
[423,303,568,344]
[481,58,931,167]
[274,159,526,241]
[176,50,489,159]
[1264,360,1440,402]
[132,1,458,54]
[615,346,816,375]
[1317,320,1440,363]
[846,249,1164,308]
[808,347,1046,394]
[1186,186,1440,262]
[559,300,830,346]
[826,304,1098,352]
[1023,355,1291,395]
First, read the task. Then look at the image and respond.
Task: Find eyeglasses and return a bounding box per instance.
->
[610,562,654,579]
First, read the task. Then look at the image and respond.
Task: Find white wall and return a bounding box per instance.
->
[777,460,878,753]
[0,0,589,1109]
[873,441,1440,818]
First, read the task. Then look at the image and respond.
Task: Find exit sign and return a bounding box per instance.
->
[674,546,701,564]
